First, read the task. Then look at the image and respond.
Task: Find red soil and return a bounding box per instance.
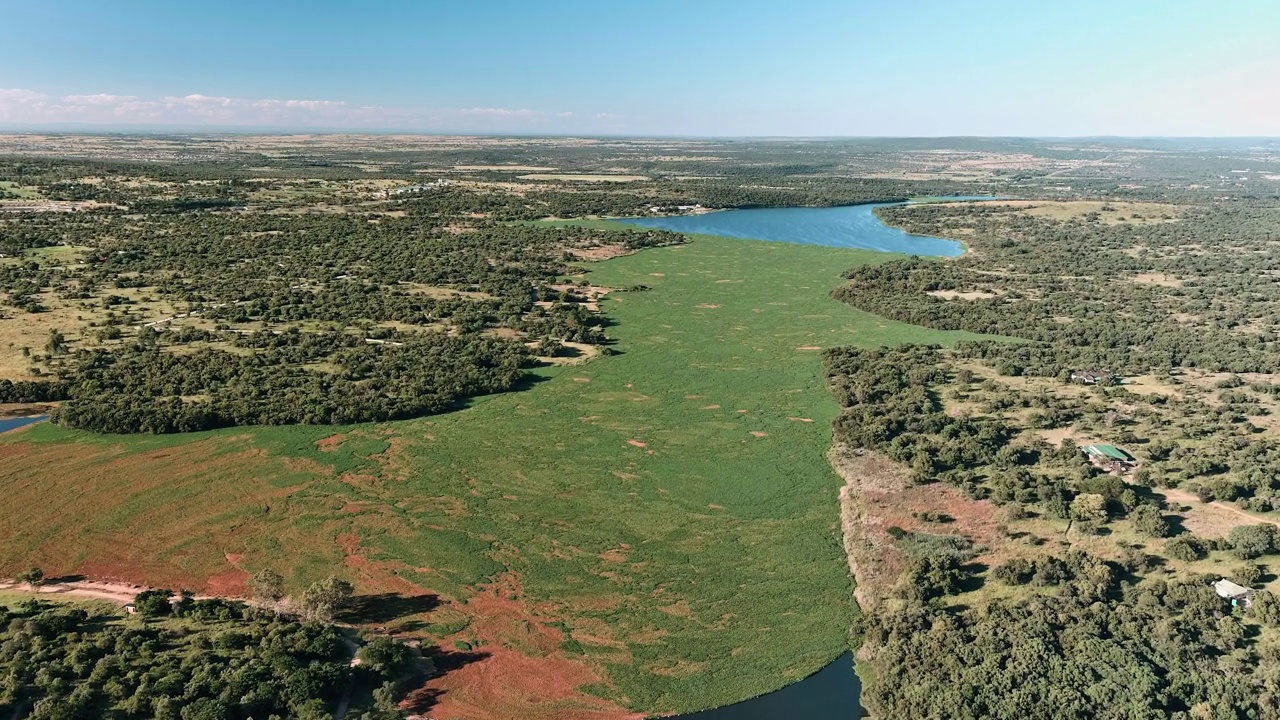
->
[317,433,347,451]
[406,574,642,720]
[205,568,249,596]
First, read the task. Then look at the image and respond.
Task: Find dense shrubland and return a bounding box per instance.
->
[0,206,681,432]
[0,596,419,720]
[858,559,1280,720]
[830,194,1280,719]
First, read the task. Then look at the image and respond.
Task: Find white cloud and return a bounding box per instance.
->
[0,88,620,132]
[0,89,48,103]
[62,93,138,105]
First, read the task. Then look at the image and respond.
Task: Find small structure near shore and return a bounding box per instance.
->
[1213,579,1254,608]
[1082,444,1137,473]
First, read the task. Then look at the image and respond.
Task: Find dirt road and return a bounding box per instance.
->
[1160,487,1280,529]
[0,578,167,604]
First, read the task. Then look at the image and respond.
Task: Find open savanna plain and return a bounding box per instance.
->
[0,231,982,718]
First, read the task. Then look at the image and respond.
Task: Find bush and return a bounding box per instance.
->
[134,589,173,617]
[992,558,1035,586]
[1131,504,1171,538]
[1234,564,1265,586]
[898,555,970,601]
[357,635,416,679]
[1227,524,1279,560]
[1166,535,1207,562]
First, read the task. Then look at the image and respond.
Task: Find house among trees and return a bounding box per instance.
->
[1082,444,1137,472]
[1213,579,1254,608]
[1070,370,1113,385]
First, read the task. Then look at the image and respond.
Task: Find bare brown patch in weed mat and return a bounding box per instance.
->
[409,573,643,720]
[830,443,1001,609]
[0,435,330,591]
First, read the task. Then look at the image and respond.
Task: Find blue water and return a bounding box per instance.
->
[619,200,979,257]
[676,653,862,719]
[0,415,46,433]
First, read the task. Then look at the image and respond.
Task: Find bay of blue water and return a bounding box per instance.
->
[619,201,975,257]
[675,653,861,719]
[0,415,46,433]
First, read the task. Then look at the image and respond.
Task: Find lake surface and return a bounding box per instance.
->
[619,201,973,256]
[0,415,47,433]
[675,653,861,719]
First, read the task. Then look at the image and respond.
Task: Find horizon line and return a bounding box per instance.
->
[2,125,1280,142]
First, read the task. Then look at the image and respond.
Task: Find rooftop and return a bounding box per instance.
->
[1213,579,1252,598]
[1083,444,1133,461]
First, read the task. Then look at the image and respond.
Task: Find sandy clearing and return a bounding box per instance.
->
[627,439,647,448]
[927,289,1000,300]
[1158,487,1280,536]
[1131,273,1183,288]
[0,578,219,604]
[568,244,631,261]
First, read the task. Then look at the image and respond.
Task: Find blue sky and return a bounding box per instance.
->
[1,0,1278,135]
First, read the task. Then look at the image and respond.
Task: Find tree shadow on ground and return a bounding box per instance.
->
[400,648,490,715]
[45,574,87,584]
[960,562,989,594]
[337,593,440,625]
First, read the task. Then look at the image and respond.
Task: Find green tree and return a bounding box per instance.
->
[1131,504,1171,538]
[1227,524,1279,560]
[357,635,415,679]
[249,568,286,602]
[134,589,173,617]
[1166,535,1207,561]
[1234,564,1265,586]
[299,576,354,623]
[44,329,68,355]
[16,566,44,589]
[1071,493,1109,524]
[359,681,407,720]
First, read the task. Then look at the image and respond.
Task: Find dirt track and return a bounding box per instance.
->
[0,578,218,604]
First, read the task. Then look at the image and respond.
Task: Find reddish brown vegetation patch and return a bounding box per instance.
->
[831,445,1001,609]
[408,573,641,720]
[317,433,346,452]
[0,435,328,590]
[371,435,414,482]
[205,568,250,596]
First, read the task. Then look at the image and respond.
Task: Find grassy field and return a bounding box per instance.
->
[0,232,984,715]
[0,181,42,199]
